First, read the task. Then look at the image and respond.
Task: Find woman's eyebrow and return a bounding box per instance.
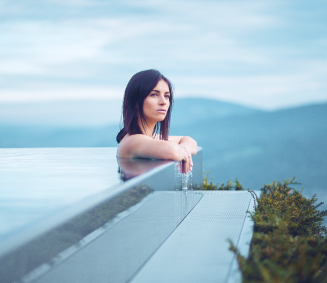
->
[152,89,170,94]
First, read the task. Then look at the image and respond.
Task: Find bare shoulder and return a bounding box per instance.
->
[117,134,149,158]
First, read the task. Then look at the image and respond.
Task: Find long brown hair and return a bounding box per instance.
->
[116,69,174,143]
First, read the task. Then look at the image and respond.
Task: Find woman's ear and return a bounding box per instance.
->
[135,105,140,118]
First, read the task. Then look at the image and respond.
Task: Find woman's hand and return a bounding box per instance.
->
[179,145,193,173]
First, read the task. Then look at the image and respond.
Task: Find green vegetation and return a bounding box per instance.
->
[203,171,244,190]
[230,178,327,283]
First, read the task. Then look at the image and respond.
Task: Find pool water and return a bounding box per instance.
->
[0,148,121,241]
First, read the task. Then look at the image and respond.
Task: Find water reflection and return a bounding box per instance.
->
[117,157,171,181]
[118,157,198,221]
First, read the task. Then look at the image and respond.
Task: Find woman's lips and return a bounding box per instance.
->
[157,109,166,114]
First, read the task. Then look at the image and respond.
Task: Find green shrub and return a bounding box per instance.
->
[203,171,244,190]
[230,178,327,283]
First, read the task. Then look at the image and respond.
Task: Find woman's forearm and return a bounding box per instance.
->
[179,136,197,155]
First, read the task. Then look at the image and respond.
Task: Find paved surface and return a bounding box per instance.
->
[131,191,254,283]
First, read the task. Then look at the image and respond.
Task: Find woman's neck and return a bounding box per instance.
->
[138,118,156,138]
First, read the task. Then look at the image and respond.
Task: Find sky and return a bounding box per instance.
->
[1,0,327,110]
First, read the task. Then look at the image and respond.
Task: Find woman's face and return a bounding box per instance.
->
[142,79,170,124]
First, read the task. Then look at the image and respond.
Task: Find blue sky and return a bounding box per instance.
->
[1,0,327,110]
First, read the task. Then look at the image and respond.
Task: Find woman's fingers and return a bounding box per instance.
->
[183,149,191,173]
[189,154,193,171]
[178,145,193,173]
[182,158,190,173]
[186,148,193,172]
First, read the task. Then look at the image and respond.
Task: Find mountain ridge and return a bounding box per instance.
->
[0,97,261,127]
[1,99,326,222]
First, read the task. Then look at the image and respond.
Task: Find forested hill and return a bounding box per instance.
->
[170,101,327,223]
[170,102,327,189]
[170,97,262,127]
[0,99,326,220]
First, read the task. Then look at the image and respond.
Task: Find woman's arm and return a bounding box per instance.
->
[168,136,197,155]
[117,134,194,173]
[118,134,185,160]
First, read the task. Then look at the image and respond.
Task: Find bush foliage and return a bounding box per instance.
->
[230,178,327,283]
[203,171,244,190]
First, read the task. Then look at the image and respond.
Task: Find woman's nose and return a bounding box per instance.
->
[159,95,167,105]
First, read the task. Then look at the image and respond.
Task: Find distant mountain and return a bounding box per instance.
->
[171,98,262,127]
[0,124,119,148]
[0,99,326,224]
[170,102,327,223]
[0,100,122,126]
[0,98,260,148]
[0,98,258,127]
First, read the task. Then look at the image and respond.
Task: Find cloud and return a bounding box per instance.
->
[0,0,279,75]
[175,70,327,110]
[0,19,120,76]
[0,0,326,109]
[44,0,96,6]
[0,84,124,103]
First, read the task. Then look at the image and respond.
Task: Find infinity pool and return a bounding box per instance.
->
[0,148,122,241]
[0,147,255,283]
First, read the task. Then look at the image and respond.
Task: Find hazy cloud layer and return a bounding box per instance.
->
[1,0,326,109]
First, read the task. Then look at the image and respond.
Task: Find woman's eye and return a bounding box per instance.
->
[165,95,170,99]
[150,93,158,97]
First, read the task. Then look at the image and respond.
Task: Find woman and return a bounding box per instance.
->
[116,69,197,173]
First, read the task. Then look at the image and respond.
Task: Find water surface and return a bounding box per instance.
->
[0,147,121,241]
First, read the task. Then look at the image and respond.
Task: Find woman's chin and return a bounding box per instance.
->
[154,114,167,121]
[158,116,166,121]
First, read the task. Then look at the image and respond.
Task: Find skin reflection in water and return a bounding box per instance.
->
[117,157,171,181]
[117,157,195,220]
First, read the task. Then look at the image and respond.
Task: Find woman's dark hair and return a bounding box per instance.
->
[116,69,174,143]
